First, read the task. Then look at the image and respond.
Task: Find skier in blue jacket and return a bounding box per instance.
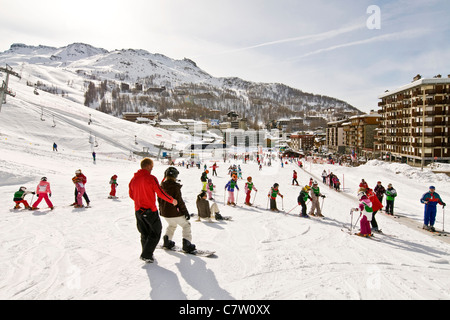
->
[420,186,446,232]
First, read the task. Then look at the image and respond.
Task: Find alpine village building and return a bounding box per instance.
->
[376,75,450,166]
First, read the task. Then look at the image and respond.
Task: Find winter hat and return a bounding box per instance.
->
[19,186,27,191]
[273,183,279,188]
[429,186,436,190]
[41,177,47,181]
[75,169,82,174]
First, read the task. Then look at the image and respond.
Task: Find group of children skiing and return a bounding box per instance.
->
[12,169,119,211]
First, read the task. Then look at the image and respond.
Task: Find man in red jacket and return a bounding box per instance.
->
[129,158,178,263]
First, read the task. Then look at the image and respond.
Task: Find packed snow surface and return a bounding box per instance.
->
[1,69,450,300]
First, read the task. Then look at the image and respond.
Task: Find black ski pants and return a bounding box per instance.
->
[135,209,162,259]
[74,188,90,204]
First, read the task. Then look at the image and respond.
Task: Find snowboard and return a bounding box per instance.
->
[156,245,216,257]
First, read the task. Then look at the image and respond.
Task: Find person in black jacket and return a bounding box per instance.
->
[158,167,196,253]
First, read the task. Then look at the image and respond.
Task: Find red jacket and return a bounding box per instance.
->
[129,169,174,212]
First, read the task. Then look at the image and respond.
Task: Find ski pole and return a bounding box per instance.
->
[251,190,258,206]
[320,196,325,213]
[350,209,354,234]
[281,197,284,211]
[353,210,361,230]
[443,205,445,232]
[287,204,299,214]
[267,197,270,210]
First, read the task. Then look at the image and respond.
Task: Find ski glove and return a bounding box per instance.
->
[185,212,191,220]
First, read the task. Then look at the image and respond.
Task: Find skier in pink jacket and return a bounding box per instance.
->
[31,177,54,210]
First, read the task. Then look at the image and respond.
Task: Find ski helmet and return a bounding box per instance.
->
[75,169,82,175]
[273,183,279,188]
[20,186,27,192]
[358,191,366,200]
[164,167,179,179]
[247,176,252,181]
[41,177,47,181]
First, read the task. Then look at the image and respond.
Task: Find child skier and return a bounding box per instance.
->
[355,188,373,237]
[13,186,34,209]
[298,185,312,217]
[385,183,397,215]
[420,186,446,232]
[225,174,239,206]
[73,174,86,208]
[31,177,54,210]
[268,183,283,212]
[201,170,209,191]
[244,176,258,206]
[309,181,325,217]
[109,175,118,199]
[206,178,215,200]
[72,169,90,207]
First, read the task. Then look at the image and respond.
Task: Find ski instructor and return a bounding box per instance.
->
[129,158,178,263]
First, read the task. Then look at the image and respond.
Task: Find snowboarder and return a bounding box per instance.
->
[72,169,90,207]
[385,183,397,215]
[206,178,215,200]
[129,158,177,263]
[298,185,311,217]
[159,166,196,254]
[31,177,54,210]
[355,188,373,237]
[225,174,239,206]
[420,186,446,232]
[268,183,284,212]
[292,170,299,186]
[196,191,213,222]
[309,181,325,217]
[109,175,118,199]
[13,186,34,209]
[244,176,258,206]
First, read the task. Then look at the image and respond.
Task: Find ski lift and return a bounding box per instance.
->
[94,136,99,147]
[40,107,45,121]
[52,115,56,128]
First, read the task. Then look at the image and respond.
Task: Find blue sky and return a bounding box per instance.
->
[1,0,449,113]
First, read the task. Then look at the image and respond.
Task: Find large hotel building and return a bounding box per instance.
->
[376,75,450,166]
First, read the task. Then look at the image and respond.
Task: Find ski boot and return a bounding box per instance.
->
[163,235,175,250]
[182,239,196,253]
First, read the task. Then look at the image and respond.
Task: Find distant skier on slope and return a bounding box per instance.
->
[420,186,446,232]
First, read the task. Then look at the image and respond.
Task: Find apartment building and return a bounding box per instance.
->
[342,113,381,158]
[376,75,450,165]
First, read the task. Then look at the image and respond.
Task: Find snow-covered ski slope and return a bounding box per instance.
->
[1,72,450,300]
